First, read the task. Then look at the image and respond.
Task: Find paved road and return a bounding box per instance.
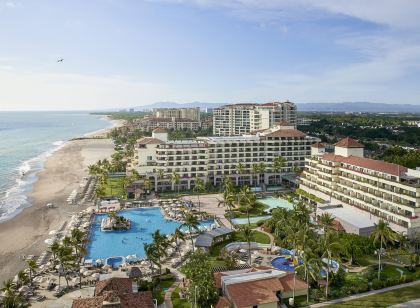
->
[309,280,420,307]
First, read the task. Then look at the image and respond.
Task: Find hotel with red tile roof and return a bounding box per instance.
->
[300,137,420,237]
[128,125,319,191]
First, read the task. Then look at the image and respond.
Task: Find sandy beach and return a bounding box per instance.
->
[0,126,118,284]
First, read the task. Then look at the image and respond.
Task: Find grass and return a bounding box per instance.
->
[235,230,271,244]
[327,284,420,307]
[171,287,190,308]
[103,177,126,197]
[231,202,267,218]
[153,274,176,305]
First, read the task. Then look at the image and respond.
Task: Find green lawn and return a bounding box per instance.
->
[231,202,267,218]
[328,284,420,307]
[153,275,176,305]
[103,177,126,197]
[171,287,190,308]
[235,230,271,244]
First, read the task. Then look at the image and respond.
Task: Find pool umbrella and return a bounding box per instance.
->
[18,286,30,293]
[91,273,100,280]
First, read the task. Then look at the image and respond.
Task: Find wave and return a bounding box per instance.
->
[0,140,68,223]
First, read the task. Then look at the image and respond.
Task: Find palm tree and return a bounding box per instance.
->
[252,164,260,186]
[273,156,286,185]
[143,243,158,275]
[157,169,165,192]
[1,279,16,295]
[318,212,335,232]
[193,177,205,215]
[26,259,38,286]
[16,271,28,288]
[56,244,74,287]
[239,186,256,226]
[371,219,397,279]
[171,171,181,196]
[0,291,29,308]
[152,230,170,274]
[181,212,200,251]
[258,162,266,186]
[173,227,186,257]
[49,241,60,266]
[320,231,340,300]
[70,228,88,289]
[239,225,254,265]
[297,248,320,303]
[236,163,245,185]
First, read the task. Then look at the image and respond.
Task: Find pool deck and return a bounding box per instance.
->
[181,193,232,228]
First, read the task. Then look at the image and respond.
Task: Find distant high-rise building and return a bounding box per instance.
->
[153,107,200,121]
[213,101,297,136]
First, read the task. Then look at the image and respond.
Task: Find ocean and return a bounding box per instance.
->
[0,111,112,223]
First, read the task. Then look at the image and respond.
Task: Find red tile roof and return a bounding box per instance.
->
[321,153,408,176]
[335,137,364,148]
[226,278,283,308]
[152,127,167,133]
[275,120,290,126]
[72,291,153,308]
[311,142,325,148]
[215,296,231,308]
[213,272,226,289]
[138,137,164,145]
[95,278,133,296]
[264,129,307,138]
[278,272,308,292]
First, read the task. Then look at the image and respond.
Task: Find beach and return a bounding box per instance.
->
[0,127,118,284]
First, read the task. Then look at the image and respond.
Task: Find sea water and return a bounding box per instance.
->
[0,111,112,223]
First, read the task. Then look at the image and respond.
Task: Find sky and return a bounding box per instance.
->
[1,0,420,110]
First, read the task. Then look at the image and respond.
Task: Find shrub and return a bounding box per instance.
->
[371,279,384,290]
[256,220,265,227]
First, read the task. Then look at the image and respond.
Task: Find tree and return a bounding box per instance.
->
[181,213,200,251]
[239,186,256,226]
[16,271,28,288]
[320,231,340,300]
[183,250,219,307]
[193,177,205,215]
[143,243,159,275]
[26,259,38,286]
[371,219,397,280]
[173,227,186,257]
[0,291,29,308]
[252,164,260,186]
[157,169,165,192]
[317,212,335,232]
[1,279,16,296]
[56,244,75,287]
[70,228,88,289]
[171,171,181,195]
[239,225,254,265]
[223,250,239,269]
[152,230,170,274]
[236,163,246,185]
[273,156,286,185]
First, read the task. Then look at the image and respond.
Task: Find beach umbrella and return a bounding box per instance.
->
[71,277,79,283]
[49,230,57,235]
[95,259,103,264]
[91,273,100,279]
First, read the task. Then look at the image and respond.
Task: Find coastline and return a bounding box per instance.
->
[0,118,123,284]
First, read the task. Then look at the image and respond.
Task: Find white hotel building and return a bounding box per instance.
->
[128,125,319,191]
[300,137,420,236]
[213,101,297,136]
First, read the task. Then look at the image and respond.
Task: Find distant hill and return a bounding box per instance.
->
[132,101,222,111]
[129,101,420,113]
[297,102,420,113]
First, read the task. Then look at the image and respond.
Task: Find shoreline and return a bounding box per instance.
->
[0,118,123,284]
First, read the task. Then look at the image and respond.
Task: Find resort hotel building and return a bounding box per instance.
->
[300,138,420,237]
[213,101,297,136]
[128,124,319,191]
[135,107,201,132]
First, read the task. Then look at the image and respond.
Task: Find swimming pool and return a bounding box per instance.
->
[271,256,298,272]
[86,208,215,260]
[231,216,271,225]
[258,196,294,211]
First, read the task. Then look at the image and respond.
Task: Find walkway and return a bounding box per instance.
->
[253,227,275,247]
[161,268,185,308]
[309,280,420,307]
[390,298,420,307]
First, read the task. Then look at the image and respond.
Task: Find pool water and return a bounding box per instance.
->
[87,208,214,260]
[258,197,294,211]
[271,256,297,272]
[231,216,271,225]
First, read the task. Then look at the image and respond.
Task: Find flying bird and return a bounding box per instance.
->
[57,58,64,63]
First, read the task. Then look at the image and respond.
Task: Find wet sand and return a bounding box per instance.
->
[0,136,115,284]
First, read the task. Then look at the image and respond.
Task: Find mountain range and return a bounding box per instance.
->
[131,101,420,113]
